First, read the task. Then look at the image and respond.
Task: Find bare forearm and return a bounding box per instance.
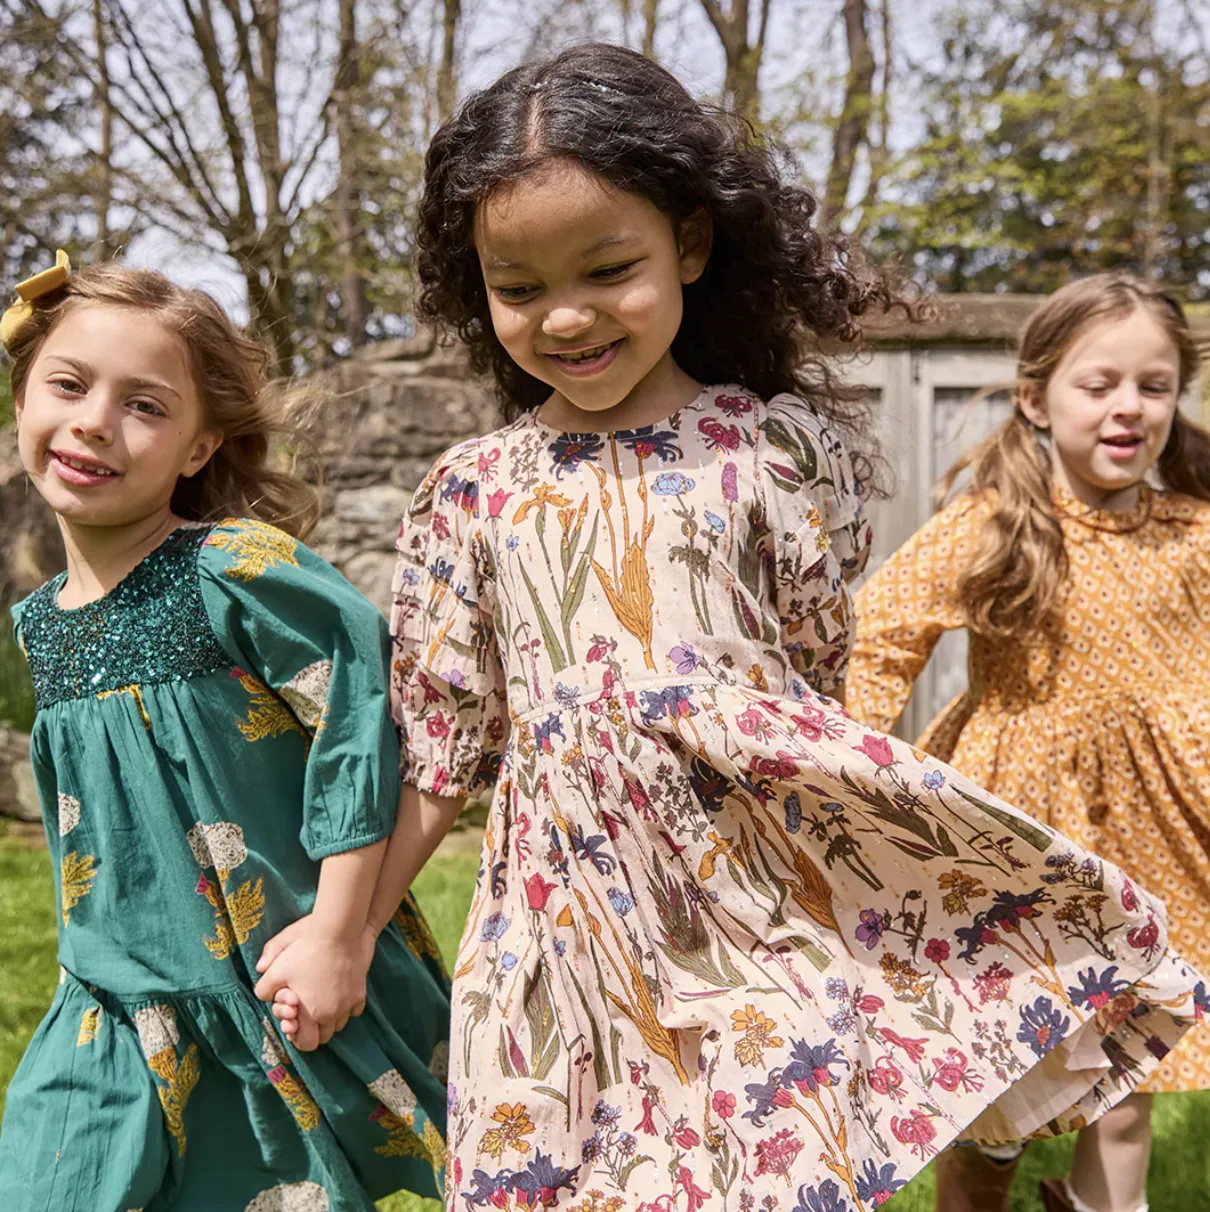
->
[367,785,466,937]
[312,839,388,941]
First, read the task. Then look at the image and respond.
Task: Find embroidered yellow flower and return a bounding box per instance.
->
[480,1102,536,1159]
[207,518,299,581]
[61,851,98,925]
[730,1004,784,1067]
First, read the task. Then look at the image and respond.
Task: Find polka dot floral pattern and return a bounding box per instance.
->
[849,485,1210,1091]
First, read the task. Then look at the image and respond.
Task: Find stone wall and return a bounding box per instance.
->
[300,334,495,612]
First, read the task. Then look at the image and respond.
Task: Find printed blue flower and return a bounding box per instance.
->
[1017,996,1070,1057]
[652,471,696,496]
[481,912,510,942]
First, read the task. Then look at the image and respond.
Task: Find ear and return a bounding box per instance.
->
[1017,382,1048,430]
[677,208,713,285]
[181,429,224,479]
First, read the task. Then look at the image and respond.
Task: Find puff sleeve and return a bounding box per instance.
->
[390,442,509,797]
[846,494,990,733]
[759,397,872,702]
[198,518,400,860]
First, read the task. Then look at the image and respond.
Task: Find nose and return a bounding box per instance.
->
[69,393,116,445]
[1112,382,1145,419]
[542,303,596,340]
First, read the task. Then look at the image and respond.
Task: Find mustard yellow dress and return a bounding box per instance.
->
[848,485,1210,1092]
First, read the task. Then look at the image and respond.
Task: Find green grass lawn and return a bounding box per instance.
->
[1,830,1207,1210]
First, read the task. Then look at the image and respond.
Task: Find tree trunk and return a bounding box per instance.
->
[698,0,770,122]
[436,0,461,123]
[335,0,366,346]
[823,0,876,228]
[642,0,659,57]
[91,0,113,261]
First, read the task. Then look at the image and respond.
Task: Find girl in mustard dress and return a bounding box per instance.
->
[849,275,1210,1212]
[310,47,1204,1212]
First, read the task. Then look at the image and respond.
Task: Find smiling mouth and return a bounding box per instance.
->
[50,450,118,478]
[1101,435,1144,449]
[546,340,622,365]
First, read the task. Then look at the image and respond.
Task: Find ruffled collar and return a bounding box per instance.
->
[1050,482,1154,533]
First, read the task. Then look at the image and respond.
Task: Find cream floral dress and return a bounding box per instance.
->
[392,387,1203,1212]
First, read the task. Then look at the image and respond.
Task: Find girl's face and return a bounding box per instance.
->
[16,303,221,530]
[1020,306,1182,511]
[475,159,710,418]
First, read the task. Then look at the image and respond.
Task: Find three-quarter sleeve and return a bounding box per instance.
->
[846,494,989,733]
[199,518,400,860]
[390,442,509,797]
[759,397,871,702]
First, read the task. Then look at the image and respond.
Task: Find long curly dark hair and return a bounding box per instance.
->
[416,42,915,496]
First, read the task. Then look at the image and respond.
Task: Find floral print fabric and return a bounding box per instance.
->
[849,486,1210,1093]
[391,388,1203,1212]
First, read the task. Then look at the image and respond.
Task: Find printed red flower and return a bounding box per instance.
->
[487,489,513,518]
[1121,880,1139,912]
[891,1108,937,1158]
[425,712,451,739]
[524,873,557,910]
[857,733,895,768]
[698,416,742,451]
[712,1090,736,1119]
[857,994,885,1014]
[678,1165,712,1212]
[925,938,951,964]
[879,1028,927,1063]
[868,1057,905,1099]
[673,1125,700,1149]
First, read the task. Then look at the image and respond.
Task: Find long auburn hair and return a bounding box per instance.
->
[416,42,923,498]
[935,273,1208,640]
[7,263,320,538]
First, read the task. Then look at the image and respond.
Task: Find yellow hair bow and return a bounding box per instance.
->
[0,250,72,354]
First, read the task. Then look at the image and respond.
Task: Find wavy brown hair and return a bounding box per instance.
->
[416,42,923,497]
[936,274,1207,639]
[7,263,319,537]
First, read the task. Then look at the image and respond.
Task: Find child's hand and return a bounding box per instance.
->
[253,920,376,1049]
[271,987,322,1052]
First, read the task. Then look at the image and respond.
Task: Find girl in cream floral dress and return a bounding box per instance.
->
[379,46,1204,1212]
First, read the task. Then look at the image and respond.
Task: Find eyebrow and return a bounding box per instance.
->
[46,355,183,400]
[484,233,642,272]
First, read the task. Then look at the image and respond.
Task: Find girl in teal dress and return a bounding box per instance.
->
[0,256,450,1211]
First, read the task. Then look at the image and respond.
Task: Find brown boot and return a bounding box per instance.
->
[933,1144,1022,1212]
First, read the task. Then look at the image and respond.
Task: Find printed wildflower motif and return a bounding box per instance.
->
[549,433,604,479]
[781,1038,850,1093]
[856,734,895,768]
[480,1102,538,1160]
[1068,966,1130,1010]
[855,909,884,950]
[76,1006,102,1047]
[481,912,510,942]
[712,1090,737,1119]
[854,1158,907,1207]
[938,869,989,916]
[731,1005,785,1067]
[1017,997,1070,1057]
[618,426,682,462]
[754,1128,804,1183]
[652,471,695,496]
[187,821,248,873]
[231,668,305,745]
[792,1178,851,1212]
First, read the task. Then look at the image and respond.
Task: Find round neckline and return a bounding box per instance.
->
[50,524,202,614]
[1051,482,1154,533]
[526,383,719,437]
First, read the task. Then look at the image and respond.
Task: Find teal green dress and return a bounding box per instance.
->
[0,519,451,1212]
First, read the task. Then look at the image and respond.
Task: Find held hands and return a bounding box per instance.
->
[254,915,377,1051]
